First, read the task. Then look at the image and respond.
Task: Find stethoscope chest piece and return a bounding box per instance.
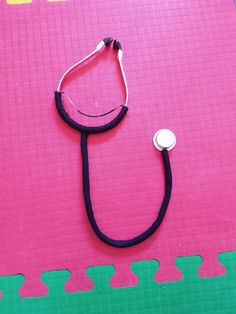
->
[153,129,176,151]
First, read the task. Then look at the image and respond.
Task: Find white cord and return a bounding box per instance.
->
[57,41,106,92]
[118,50,129,107]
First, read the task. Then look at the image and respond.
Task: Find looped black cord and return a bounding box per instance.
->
[55,91,128,134]
[81,132,172,248]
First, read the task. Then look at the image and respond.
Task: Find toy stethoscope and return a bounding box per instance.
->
[55,38,176,248]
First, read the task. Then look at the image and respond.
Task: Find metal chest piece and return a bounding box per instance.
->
[153,129,176,151]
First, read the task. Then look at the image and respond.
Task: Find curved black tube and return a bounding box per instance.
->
[55,91,128,134]
[81,132,172,248]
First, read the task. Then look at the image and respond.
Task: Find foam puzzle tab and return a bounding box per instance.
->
[0,251,236,314]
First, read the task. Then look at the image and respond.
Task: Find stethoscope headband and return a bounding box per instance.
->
[55,37,128,134]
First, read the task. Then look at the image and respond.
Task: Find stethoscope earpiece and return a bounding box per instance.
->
[113,39,122,50]
[55,38,176,248]
[103,37,113,47]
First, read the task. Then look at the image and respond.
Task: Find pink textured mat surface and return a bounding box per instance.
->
[1,0,236,296]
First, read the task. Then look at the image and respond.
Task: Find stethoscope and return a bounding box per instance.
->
[55,37,176,248]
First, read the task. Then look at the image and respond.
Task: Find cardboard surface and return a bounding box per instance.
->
[1,0,236,296]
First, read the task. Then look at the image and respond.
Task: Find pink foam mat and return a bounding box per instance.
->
[1,0,236,297]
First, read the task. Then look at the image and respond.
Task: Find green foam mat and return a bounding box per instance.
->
[0,251,236,314]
